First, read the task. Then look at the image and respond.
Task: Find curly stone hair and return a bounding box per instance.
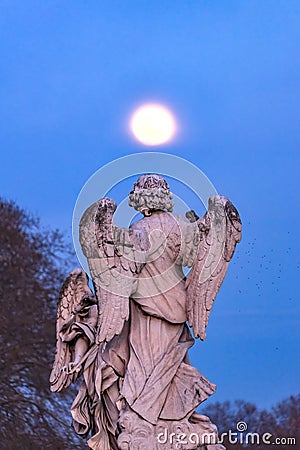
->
[128,174,174,215]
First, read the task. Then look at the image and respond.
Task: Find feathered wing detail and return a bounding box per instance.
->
[186,195,242,341]
[80,197,148,344]
[50,269,94,392]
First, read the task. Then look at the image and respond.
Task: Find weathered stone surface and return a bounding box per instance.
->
[50,174,241,449]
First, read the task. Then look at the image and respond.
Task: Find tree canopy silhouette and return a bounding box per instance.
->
[203,395,300,449]
[0,199,87,449]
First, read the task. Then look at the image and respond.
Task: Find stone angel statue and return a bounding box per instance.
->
[50,174,241,450]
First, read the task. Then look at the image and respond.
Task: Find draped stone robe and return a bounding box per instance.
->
[72,210,216,450]
[121,211,215,424]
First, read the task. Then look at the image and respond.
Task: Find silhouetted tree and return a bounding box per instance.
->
[271,394,300,448]
[203,395,300,449]
[0,199,87,449]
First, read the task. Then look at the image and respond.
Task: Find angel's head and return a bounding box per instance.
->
[128,174,174,216]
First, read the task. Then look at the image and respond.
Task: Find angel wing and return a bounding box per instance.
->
[186,195,242,341]
[50,269,95,392]
[79,197,148,344]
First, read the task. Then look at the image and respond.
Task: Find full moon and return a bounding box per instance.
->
[130,103,176,146]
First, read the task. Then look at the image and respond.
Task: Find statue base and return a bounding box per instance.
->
[117,408,225,450]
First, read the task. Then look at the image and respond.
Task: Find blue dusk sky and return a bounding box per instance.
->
[0,1,299,409]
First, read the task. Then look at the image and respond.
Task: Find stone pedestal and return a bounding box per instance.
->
[117,407,226,450]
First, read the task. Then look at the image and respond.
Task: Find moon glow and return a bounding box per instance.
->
[130,103,176,146]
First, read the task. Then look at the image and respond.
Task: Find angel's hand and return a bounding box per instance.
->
[62,361,81,374]
[98,197,117,214]
[185,210,200,223]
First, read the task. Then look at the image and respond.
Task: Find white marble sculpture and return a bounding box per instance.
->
[50,174,242,450]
